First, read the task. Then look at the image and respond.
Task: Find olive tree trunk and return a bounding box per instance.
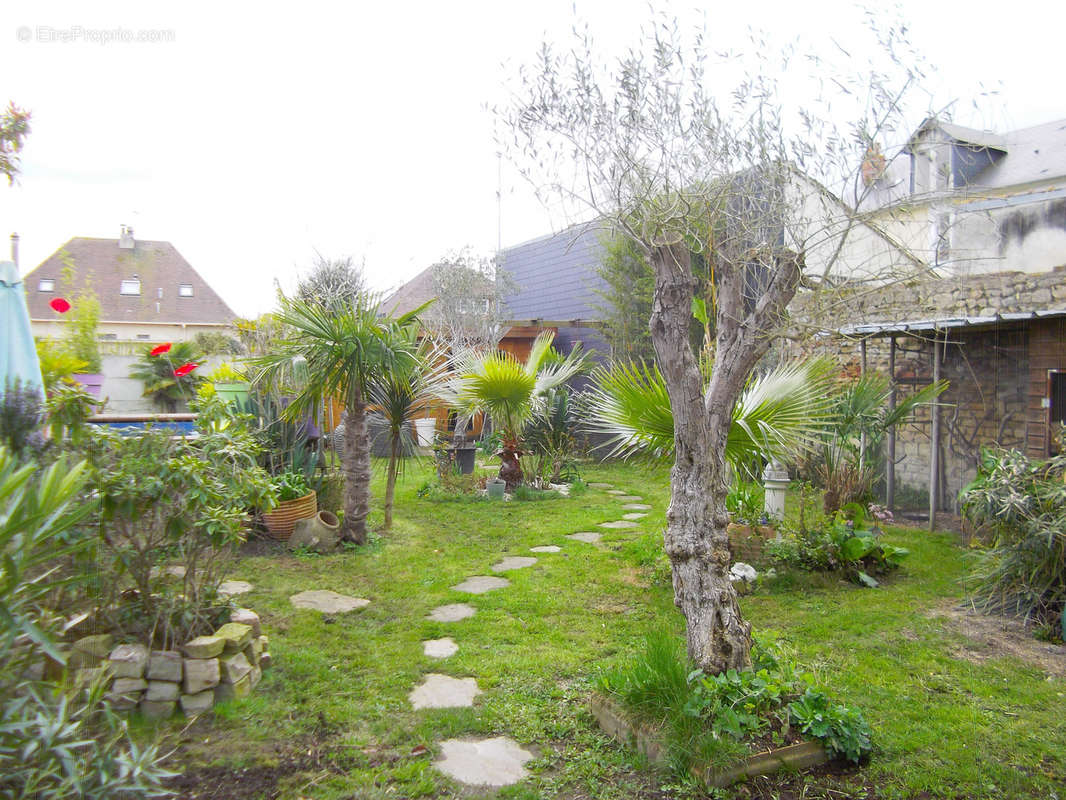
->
[647,242,800,674]
[341,394,371,544]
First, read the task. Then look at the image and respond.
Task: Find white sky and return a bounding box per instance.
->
[1,0,1060,317]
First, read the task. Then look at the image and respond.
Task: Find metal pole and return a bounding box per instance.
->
[928,332,942,531]
[886,335,897,511]
[860,338,868,470]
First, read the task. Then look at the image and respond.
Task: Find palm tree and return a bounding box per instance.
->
[587,358,837,469]
[251,294,423,544]
[440,331,584,490]
[368,339,448,530]
[128,340,206,411]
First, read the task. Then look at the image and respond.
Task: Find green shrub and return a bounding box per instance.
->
[77,412,275,647]
[0,449,174,798]
[961,447,1066,627]
[726,480,764,524]
[765,504,908,587]
[0,379,45,460]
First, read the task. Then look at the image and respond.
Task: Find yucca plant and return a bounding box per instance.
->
[587,358,837,470]
[368,339,449,529]
[439,332,585,489]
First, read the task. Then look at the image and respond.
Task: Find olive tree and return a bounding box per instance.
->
[498,14,932,672]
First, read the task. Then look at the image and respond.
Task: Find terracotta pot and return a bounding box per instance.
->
[262,490,317,541]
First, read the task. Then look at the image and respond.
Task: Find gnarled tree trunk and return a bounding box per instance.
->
[342,394,371,544]
[648,241,800,674]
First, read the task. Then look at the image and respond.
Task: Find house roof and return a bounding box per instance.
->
[381,265,435,317]
[23,236,237,325]
[498,223,608,320]
[907,117,1008,153]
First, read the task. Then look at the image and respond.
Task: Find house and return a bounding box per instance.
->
[23,226,237,343]
[21,226,238,413]
[792,117,1066,519]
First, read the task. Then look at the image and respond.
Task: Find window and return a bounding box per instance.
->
[120,278,141,295]
[100,333,118,340]
[136,334,151,340]
[38,279,55,292]
[179,283,194,297]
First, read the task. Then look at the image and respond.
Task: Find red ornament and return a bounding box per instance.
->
[149,342,173,356]
[173,362,198,377]
[49,297,71,313]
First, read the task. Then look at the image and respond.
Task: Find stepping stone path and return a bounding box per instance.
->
[452,576,510,594]
[530,545,561,553]
[423,638,458,659]
[566,531,602,544]
[622,503,651,511]
[587,483,613,489]
[622,513,648,520]
[427,604,476,622]
[598,520,640,529]
[290,590,370,613]
[614,495,644,502]
[491,557,537,572]
[218,581,253,597]
[409,674,481,709]
[435,737,534,787]
[605,490,628,495]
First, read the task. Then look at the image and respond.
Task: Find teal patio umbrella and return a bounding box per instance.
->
[0,259,44,394]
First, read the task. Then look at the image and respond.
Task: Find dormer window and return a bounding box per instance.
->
[178,283,194,297]
[120,278,141,296]
[38,279,55,292]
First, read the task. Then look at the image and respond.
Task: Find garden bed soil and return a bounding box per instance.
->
[589,693,828,788]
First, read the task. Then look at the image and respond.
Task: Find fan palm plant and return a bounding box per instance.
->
[440,331,585,490]
[588,358,838,471]
[250,293,424,544]
[368,339,449,529]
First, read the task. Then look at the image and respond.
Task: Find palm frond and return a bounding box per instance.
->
[587,358,837,466]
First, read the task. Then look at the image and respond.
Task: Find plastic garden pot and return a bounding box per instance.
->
[486,479,506,500]
[414,418,436,447]
[213,381,251,407]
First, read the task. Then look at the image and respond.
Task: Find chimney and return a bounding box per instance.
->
[9,233,18,267]
[119,224,135,249]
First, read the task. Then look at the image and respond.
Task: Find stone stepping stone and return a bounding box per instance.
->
[435,737,534,787]
[409,674,481,709]
[605,490,628,495]
[218,580,253,596]
[530,545,561,553]
[566,532,601,544]
[622,503,651,511]
[598,520,640,529]
[452,576,510,594]
[614,495,643,502]
[423,638,458,659]
[290,590,370,613]
[587,483,613,490]
[491,557,537,572]
[149,565,186,579]
[622,513,648,520]
[427,604,476,622]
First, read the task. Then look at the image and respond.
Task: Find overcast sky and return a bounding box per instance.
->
[1,1,1060,317]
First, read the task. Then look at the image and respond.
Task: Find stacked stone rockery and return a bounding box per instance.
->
[65,608,273,720]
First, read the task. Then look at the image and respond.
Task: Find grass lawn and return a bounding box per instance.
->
[161,460,1066,799]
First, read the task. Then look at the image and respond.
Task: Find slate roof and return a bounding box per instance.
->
[498,224,607,320]
[23,236,237,325]
[381,265,435,317]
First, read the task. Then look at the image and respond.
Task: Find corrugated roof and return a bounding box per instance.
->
[24,236,236,325]
[838,308,1066,337]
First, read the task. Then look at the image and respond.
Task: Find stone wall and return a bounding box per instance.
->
[62,608,272,720]
[788,267,1066,510]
